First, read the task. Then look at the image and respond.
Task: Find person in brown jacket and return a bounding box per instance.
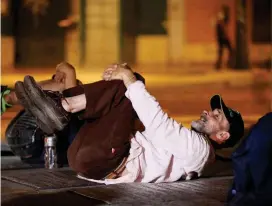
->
[15,63,144,180]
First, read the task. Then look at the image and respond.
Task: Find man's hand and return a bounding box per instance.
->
[102,63,137,88]
[102,64,124,81]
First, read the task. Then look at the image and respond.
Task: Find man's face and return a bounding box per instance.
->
[191,109,230,140]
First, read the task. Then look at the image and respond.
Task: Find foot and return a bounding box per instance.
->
[15,81,55,134]
[22,75,70,133]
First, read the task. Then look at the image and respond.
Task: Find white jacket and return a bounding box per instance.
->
[78,81,215,184]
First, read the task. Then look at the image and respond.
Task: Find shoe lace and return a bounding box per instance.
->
[45,90,69,106]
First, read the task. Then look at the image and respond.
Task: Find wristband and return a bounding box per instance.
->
[1,89,12,114]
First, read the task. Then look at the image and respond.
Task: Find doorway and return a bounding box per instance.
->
[12,0,69,68]
[120,0,167,65]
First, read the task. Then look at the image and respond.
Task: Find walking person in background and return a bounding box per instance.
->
[215,5,233,70]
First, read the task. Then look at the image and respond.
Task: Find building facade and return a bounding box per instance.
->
[1,0,271,71]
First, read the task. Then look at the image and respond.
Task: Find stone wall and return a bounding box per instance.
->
[84,0,120,70]
[137,0,237,64]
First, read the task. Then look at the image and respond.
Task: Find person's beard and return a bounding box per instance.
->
[191,114,211,134]
[191,119,206,133]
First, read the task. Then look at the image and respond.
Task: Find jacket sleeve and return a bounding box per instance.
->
[248,114,272,193]
[125,81,212,170]
[125,81,181,134]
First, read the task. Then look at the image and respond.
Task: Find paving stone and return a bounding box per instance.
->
[72,177,232,205]
[1,168,99,190]
[1,191,106,206]
[1,179,36,202]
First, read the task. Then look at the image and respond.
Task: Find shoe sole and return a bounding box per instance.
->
[23,75,69,132]
[15,81,55,134]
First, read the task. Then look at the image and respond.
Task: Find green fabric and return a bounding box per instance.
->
[1,89,12,114]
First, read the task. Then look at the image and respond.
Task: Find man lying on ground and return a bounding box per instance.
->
[14,63,244,184]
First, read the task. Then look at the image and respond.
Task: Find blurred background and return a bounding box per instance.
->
[1,0,271,151]
[1,0,271,69]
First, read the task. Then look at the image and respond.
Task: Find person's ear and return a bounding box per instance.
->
[216,131,230,143]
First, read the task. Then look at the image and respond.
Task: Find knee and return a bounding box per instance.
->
[68,145,110,174]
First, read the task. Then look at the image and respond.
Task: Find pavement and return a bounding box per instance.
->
[1,167,233,206]
[1,66,271,205]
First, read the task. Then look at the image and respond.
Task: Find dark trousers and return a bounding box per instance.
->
[216,38,233,69]
[65,80,135,179]
[228,113,272,206]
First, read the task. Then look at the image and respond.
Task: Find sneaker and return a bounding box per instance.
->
[15,81,55,134]
[23,75,70,132]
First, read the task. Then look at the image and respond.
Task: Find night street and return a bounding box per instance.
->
[1,0,271,204]
[1,67,271,205]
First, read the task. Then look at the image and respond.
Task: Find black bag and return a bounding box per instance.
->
[5,109,75,165]
[5,110,45,160]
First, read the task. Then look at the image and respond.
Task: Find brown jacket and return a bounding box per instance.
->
[63,80,136,179]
